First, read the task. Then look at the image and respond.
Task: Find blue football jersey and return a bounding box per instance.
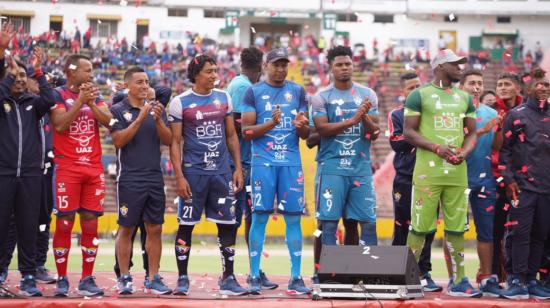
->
[242,80,308,167]
[168,89,232,174]
[311,82,378,176]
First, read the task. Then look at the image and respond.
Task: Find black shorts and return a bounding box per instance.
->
[117,181,166,227]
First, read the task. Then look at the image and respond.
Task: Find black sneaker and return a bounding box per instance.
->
[35,266,56,284]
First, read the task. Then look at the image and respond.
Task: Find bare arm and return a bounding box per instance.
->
[152,103,172,146]
[460,117,478,159]
[362,114,380,141]
[404,115,456,160]
[110,104,152,149]
[306,126,320,148]
[241,111,278,141]
[170,122,192,199]
[88,103,112,128]
[225,115,243,193]
[293,112,310,140]
[50,99,86,133]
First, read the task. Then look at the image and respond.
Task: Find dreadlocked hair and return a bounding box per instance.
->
[187,54,216,83]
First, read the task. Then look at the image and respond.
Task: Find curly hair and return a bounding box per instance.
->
[240,47,263,70]
[187,54,217,84]
[327,46,352,64]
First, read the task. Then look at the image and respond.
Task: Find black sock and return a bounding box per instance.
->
[175,225,194,276]
[217,224,237,280]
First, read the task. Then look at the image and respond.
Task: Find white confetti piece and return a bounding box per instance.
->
[97,20,102,24]
[218,198,226,204]
[444,170,449,174]
[448,13,455,21]
[173,197,179,204]
[479,173,486,178]
[4,49,10,56]
[429,161,435,167]
[459,113,465,118]
[313,229,322,238]
[370,255,379,259]
[385,130,390,137]
[109,118,118,126]
[92,237,99,246]
[69,64,77,70]
[464,188,471,195]
[496,177,504,183]
[246,185,251,193]
[250,27,256,34]
[39,224,46,232]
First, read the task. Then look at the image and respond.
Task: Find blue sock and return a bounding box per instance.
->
[320,220,338,246]
[284,214,303,279]
[249,212,269,278]
[359,221,377,245]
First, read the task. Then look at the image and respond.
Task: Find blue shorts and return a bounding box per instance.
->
[250,165,305,214]
[235,164,252,227]
[117,181,165,227]
[316,174,376,222]
[177,173,236,225]
[469,187,495,242]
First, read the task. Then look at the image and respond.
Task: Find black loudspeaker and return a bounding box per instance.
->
[318,245,421,286]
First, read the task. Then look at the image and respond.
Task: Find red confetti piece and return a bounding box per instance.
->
[513,119,521,126]
[522,75,532,83]
[518,133,525,142]
[445,88,452,94]
[360,152,366,157]
[477,194,487,199]
[528,177,535,182]
[245,130,253,135]
[262,251,269,258]
[521,165,528,173]
[464,127,469,134]
[177,239,186,245]
[504,220,518,227]
[405,220,411,225]
[436,219,441,225]
[395,220,402,226]
[476,117,483,122]
[505,131,513,138]
[247,199,252,207]
[498,165,507,171]
[353,181,361,187]
[539,268,548,274]
[194,58,199,65]
[543,118,550,122]
[485,205,494,212]
[272,215,278,221]
[314,263,321,270]
[365,133,371,139]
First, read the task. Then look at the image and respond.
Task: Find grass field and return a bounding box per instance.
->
[7,239,479,280]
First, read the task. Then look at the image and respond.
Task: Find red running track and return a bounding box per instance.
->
[0,272,548,307]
